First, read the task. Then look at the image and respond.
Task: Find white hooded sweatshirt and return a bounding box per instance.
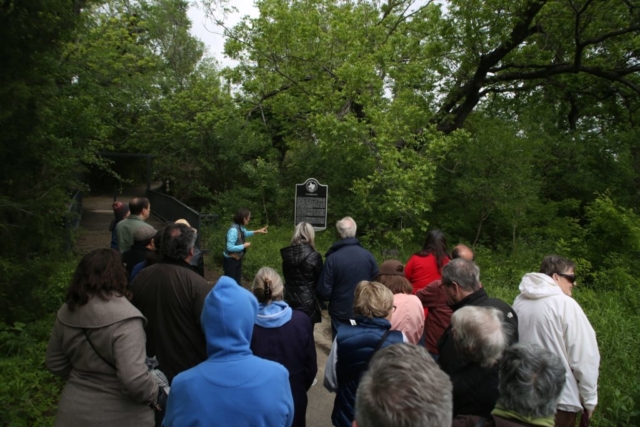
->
[513,273,600,413]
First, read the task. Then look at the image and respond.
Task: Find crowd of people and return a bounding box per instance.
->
[45,200,600,427]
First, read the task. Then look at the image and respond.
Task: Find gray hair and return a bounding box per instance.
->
[291,222,316,248]
[451,306,508,368]
[441,258,481,293]
[252,267,284,303]
[336,216,357,238]
[497,343,566,418]
[161,223,197,261]
[355,343,452,427]
[539,255,576,277]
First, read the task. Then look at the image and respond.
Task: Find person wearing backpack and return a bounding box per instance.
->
[223,208,268,285]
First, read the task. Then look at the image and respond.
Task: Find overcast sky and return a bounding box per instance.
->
[187,1,259,68]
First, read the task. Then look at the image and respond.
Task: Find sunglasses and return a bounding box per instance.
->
[557,273,576,284]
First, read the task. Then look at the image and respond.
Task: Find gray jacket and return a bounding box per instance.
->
[46,294,158,427]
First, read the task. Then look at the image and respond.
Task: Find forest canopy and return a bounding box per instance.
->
[2,0,638,249]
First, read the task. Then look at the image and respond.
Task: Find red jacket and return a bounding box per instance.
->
[416,279,453,354]
[405,253,448,293]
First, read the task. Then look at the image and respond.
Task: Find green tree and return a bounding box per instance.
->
[201,0,638,242]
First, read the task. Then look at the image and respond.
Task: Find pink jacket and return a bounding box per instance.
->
[390,293,425,344]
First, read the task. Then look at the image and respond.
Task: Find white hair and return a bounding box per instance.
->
[451,306,508,368]
[336,216,357,238]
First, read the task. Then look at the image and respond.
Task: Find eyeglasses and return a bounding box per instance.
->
[557,273,576,284]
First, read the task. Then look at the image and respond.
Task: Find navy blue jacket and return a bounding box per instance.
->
[317,238,378,320]
[251,309,317,427]
[331,317,403,427]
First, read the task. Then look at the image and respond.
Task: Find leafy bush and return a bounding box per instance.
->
[0,258,74,426]
[0,255,75,326]
[578,288,640,426]
[0,318,64,426]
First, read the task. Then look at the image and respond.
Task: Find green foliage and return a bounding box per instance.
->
[0,317,64,427]
[584,195,640,267]
[0,258,73,426]
[579,288,640,426]
[0,255,74,325]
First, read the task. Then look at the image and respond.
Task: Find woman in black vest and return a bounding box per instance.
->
[223,208,268,285]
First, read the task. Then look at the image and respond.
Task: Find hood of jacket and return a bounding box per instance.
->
[280,244,314,267]
[518,272,564,299]
[325,237,361,257]
[255,301,292,328]
[57,294,145,328]
[202,276,258,359]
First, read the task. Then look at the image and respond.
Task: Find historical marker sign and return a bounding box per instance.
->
[294,178,328,230]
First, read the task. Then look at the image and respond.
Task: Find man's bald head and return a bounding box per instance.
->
[452,244,475,261]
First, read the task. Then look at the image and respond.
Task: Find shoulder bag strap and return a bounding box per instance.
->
[373,329,391,352]
[363,329,392,373]
[83,328,116,370]
[84,329,162,413]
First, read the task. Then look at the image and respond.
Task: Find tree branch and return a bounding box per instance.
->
[487,64,640,95]
[244,76,314,121]
[433,0,548,133]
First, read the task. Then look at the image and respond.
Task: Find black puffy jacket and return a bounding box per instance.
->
[280,244,323,323]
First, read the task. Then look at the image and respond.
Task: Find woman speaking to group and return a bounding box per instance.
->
[223,208,268,285]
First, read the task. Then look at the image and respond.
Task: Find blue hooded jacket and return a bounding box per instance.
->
[163,276,294,427]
